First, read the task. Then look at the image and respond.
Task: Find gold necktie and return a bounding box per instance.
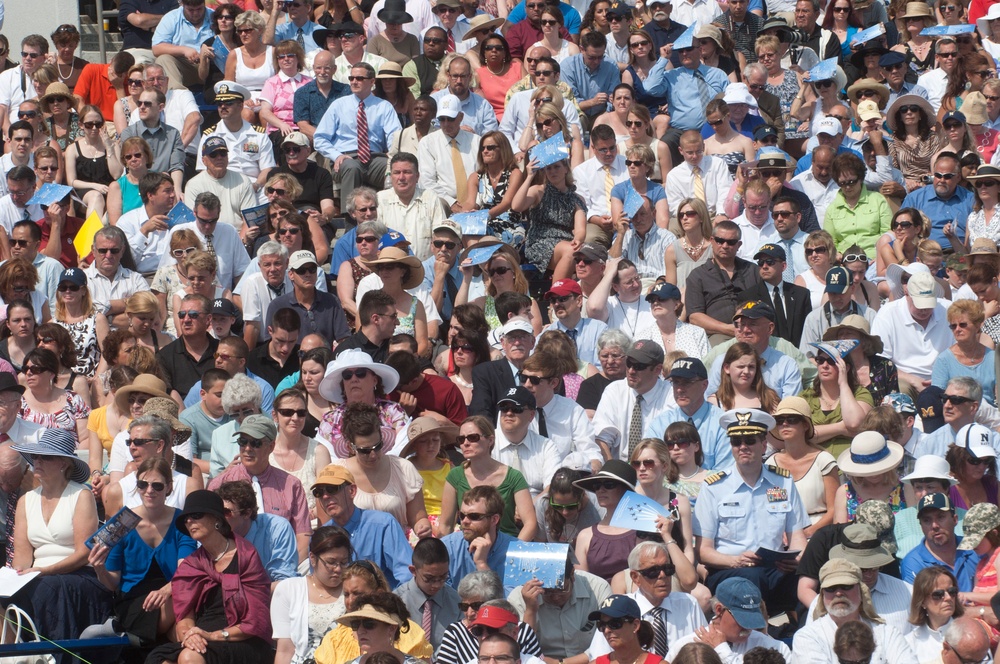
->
[692,165,706,203]
[604,165,614,208]
[451,138,467,202]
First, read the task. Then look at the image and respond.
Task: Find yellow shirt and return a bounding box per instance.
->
[87,406,113,454]
[313,620,433,664]
[419,462,453,516]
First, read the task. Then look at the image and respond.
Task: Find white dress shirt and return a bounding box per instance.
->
[0,195,41,236]
[237,271,290,343]
[789,171,839,227]
[376,186,449,261]
[530,394,603,467]
[0,153,32,198]
[588,590,707,659]
[792,615,915,664]
[672,0,723,27]
[84,264,151,317]
[160,221,250,290]
[871,297,953,380]
[501,90,582,150]
[665,156,733,219]
[117,206,170,274]
[917,68,949,114]
[491,428,562,497]
[591,378,676,461]
[905,623,946,664]
[417,129,481,207]
[573,155,629,220]
[734,214,780,261]
[669,629,792,664]
[0,67,32,122]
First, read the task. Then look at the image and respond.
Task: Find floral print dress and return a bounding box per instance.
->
[524,183,585,273]
[20,391,90,446]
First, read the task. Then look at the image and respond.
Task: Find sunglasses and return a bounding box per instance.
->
[17,110,39,118]
[349,619,383,631]
[312,484,345,498]
[729,436,760,448]
[57,282,83,292]
[535,118,555,131]
[667,439,694,449]
[488,266,512,277]
[824,584,856,594]
[481,144,499,153]
[127,437,159,446]
[625,159,646,167]
[950,321,970,330]
[775,415,805,426]
[277,408,307,418]
[805,246,828,255]
[816,79,835,89]
[452,343,475,353]
[342,368,371,380]
[891,221,914,230]
[713,236,739,246]
[499,404,525,414]
[838,177,860,188]
[591,479,624,491]
[266,186,287,196]
[353,440,385,455]
[9,239,30,248]
[137,100,156,108]
[424,37,446,44]
[631,459,657,469]
[757,258,778,267]
[347,75,370,82]
[934,172,958,180]
[549,500,580,511]
[96,247,122,255]
[83,121,104,129]
[459,601,485,612]
[292,265,317,275]
[459,511,490,521]
[843,253,868,263]
[930,586,960,600]
[942,394,975,405]
[457,433,483,443]
[237,435,265,448]
[815,355,837,366]
[625,120,644,128]
[178,310,203,320]
[975,180,1000,189]
[968,457,988,466]
[433,240,457,249]
[540,18,558,25]
[597,617,632,631]
[356,235,379,244]
[277,226,301,236]
[23,365,49,375]
[136,480,166,492]
[629,40,650,48]
[636,564,675,579]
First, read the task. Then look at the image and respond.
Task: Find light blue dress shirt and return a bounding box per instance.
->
[151,6,215,50]
[542,317,608,369]
[442,530,517,594]
[560,54,621,118]
[886,82,930,108]
[430,89,499,134]
[505,0,582,33]
[330,507,413,588]
[900,184,974,252]
[421,254,461,321]
[644,401,731,470]
[706,346,803,399]
[901,538,979,590]
[643,61,730,131]
[244,512,299,581]
[183,369,275,413]
[274,19,322,52]
[313,93,402,161]
[912,422,1000,458]
[930,348,997,407]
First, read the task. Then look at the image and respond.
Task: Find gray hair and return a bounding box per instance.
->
[258,241,289,260]
[948,377,983,404]
[142,63,166,79]
[482,599,521,620]
[194,191,221,213]
[128,415,173,446]
[94,225,126,247]
[935,37,957,53]
[598,329,631,352]
[221,373,263,414]
[235,9,266,30]
[346,187,378,214]
[743,62,767,80]
[357,220,388,238]
[627,541,669,570]
[457,570,503,601]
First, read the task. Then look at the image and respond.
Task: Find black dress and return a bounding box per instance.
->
[73,141,114,186]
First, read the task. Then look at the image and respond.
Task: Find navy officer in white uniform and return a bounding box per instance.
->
[693,408,809,616]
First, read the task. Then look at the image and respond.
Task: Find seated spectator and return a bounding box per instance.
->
[418,95,481,215]
[208,414,312,561]
[573,460,639,583]
[87,455,197,644]
[119,89,185,194]
[825,153,893,256]
[19,347,90,449]
[293,50,348,139]
[706,343,780,416]
[156,293,219,401]
[834,432,914,523]
[182,335,273,412]
[125,291,173,354]
[250,197,330,270]
[270,525,352,664]
[218,479,299,582]
[247,306,302,388]
[914,377,1000,459]
[180,368,231,475]
[574,329,629,417]
[441,484,519,591]
[144,489,273,664]
[208,373,264,476]
[151,0,215,90]
[273,131,335,223]
[387,350,468,425]
[905,566,966,660]
[9,429,113,654]
[198,80,276,193]
[374,63,417,126]
[363,247,431,356]
[118,171,176,278]
[166,191,251,292]
[184,137,258,229]
[931,300,996,407]
[901,492,979,589]
[259,40,312,140]
[268,386,330,519]
[636,283,708,358]
[396,536,462,651]
[107,137,153,225]
[944,425,998,510]
[65,105,122,220]
[75,51,136,123]
[457,245,543,338]
[312,465,414,588]
[224,11,275,116]
[801,340,876,458]
[264,250,349,345]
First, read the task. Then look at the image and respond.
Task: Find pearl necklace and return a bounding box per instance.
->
[213,538,231,563]
[681,236,707,258]
[56,61,74,83]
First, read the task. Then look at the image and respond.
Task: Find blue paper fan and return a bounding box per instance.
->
[504,542,571,589]
[921,24,975,36]
[673,23,697,50]
[530,132,571,169]
[167,202,197,228]
[623,185,644,219]
[463,243,503,266]
[26,183,73,207]
[609,490,676,532]
[807,57,839,83]
[453,210,490,236]
[850,24,886,46]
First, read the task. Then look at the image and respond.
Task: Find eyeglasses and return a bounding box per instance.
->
[433,240,458,249]
[934,172,958,180]
[713,236,739,246]
[236,27,256,34]
[499,404,525,415]
[213,352,244,362]
[942,394,975,405]
[631,459,656,469]
[488,266,512,277]
[775,415,805,426]
[178,310,203,320]
[17,110,39,118]
[237,435,265,448]
[882,63,905,72]
[349,619,383,631]
[277,226,301,236]
[342,368,371,380]
[136,480,166,492]
[576,257,594,265]
[277,53,298,60]
[986,94,1000,102]
[36,165,58,173]
[292,265,317,275]
[805,246,828,255]
[277,408,307,418]
[838,177,860,188]
[891,220,914,230]
[707,118,725,127]
[597,617,632,631]
[83,121,104,129]
[457,433,483,443]
[757,258,778,267]
[459,601,485,612]
[470,625,503,639]
[968,456,988,466]
[312,484,345,498]
[636,564,675,579]
[626,359,651,371]
[843,253,868,263]
[519,372,552,385]
[96,247,122,255]
[356,235,379,244]
[625,159,646,167]
[127,437,159,446]
[124,152,145,161]
[57,283,81,292]
[730,436,760,448]
[549,500,579,511]
[667,439,693,449]
[347,75,371,82]
[317,556,349,569]
[975,180,1000,189]
[353,440,384,455]
[815,354,837,366]
[23,365,49,375]
[459,511,490,521]
[950,321,970,330]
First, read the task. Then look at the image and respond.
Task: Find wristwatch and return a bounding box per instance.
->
[221,629,230,641]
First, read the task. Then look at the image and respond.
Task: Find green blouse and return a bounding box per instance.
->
[800,384,875,459]
[446,465,530,536]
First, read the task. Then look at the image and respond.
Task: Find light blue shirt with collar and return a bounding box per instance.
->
[706,346,802,399]
[644,400,731,470]
[244,512,298,582]
[314,92,402,161]
[774,230,809,279]
[886,81,930,108]
[643,60,730,131]
[912,421,1000,458]
[430,89,499,134]
[182,369,275,413]
[560,54,621,118]
[274,19,322,52]
[421,254,461,321]
[442,529,517,594]
[151,5,215,50]
[541,317,608,369]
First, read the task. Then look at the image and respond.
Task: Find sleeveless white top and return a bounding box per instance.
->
[25,481,85,569]
[120,469,189,510]
[235,46,276,93]
[531,39,573,63]
[800,269,826,309]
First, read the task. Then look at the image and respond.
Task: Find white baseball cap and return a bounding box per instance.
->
[907,272,937,309]
[816,116,843,136]
[437,94,462,119]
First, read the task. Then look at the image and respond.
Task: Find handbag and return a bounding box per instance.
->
[0,604,56,664]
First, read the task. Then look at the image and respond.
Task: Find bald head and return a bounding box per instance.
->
[0,443,26,493]
[943,617,990,664]
[300,334,328,352]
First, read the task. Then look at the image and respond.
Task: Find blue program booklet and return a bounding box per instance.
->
[623,185,644,218]
[453,210,490,236]
[504,542,570,589]
[921,24,975,36]
[242,203,270,229]
[27,183,73,207]
[850,23,886,47]
[807,57,840,83]
[167,202,197,228]
[463,243,503,266]
[88,506,141,549]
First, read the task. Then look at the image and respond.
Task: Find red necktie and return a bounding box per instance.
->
[447,29,456,52]
[422,599,433,637]
[357,99,370,165]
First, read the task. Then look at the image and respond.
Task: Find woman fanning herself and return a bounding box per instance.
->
[9,430,112,653]
[144,490,272,664]
[709,343,780,412]
[518,101,584,168]
[88,457,197,645]
[766,397,839,536]
[330,401,432,538]
[664,198,712,291]
[617,105,671,183]
[463,131,525,245]
[271,526,352,664]
[610,144,669,229]
[630,439,696,566]
[824,315,898,407]
[801,340,875,457]
[438,415,536,540]
[512,156,586,280]
[455,244,543,335]
[65,105,121,219]
[634,282,709,357]
[824,0,862,59]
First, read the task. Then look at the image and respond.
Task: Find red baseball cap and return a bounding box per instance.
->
[545,279,582,298]
[471,606,519,629]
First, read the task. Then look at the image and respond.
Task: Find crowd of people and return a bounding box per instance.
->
[5,0,1000,663]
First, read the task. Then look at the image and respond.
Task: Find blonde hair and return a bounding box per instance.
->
[184,250,219,275]
[126,291,160,317]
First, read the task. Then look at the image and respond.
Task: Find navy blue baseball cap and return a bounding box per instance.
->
[754,125,779,141]
[755,243,787,262]
[878,51,906,68]
[202,135,228,157]
[588,595,642,621]
[667,357,707,381]
[716,578,767,630]
[645,282,681,302]
[943,111,967,125]
[58,268,87,288]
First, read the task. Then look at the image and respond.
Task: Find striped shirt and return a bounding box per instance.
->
[436,621,541,664]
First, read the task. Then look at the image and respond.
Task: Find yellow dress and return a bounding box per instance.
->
[313,619,433,664]
[419,462,453,516]
[87,406,114,454]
